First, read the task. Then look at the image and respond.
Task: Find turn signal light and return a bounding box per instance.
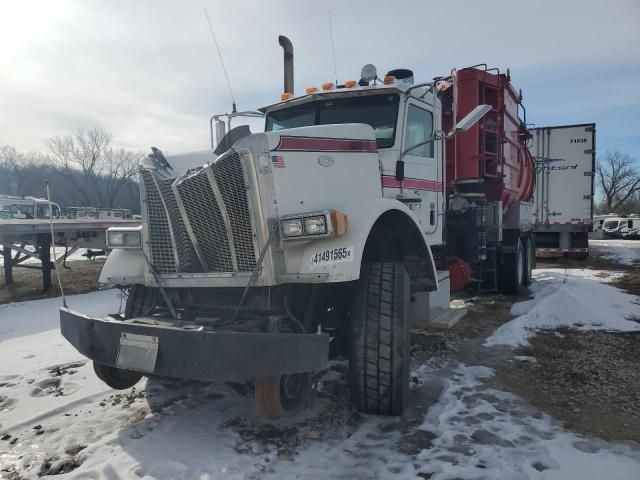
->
[344,80,357,88]
[330,210,348,237]
[281,92,294,101]
[322,82,335,90]
[383,75,396,84]
[306,87,318,94]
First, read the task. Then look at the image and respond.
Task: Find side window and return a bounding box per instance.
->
[404,104,434,157]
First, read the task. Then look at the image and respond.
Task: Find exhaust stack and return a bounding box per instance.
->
[279,35,294,95]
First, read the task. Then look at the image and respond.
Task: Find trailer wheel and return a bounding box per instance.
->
[499,239,526,294]
[254,373,311,419]
[348,262,410,416]
[93,361,142,390]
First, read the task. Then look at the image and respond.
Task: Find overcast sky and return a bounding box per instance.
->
[1,0,639,160]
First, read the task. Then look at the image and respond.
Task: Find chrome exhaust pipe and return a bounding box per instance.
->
[278,35,294,95]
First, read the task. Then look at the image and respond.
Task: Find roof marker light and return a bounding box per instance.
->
[322,82,335,90]
[383,75,396,84]
[281,92,294,101]
[344,80,357,88]
[306,87,318,94]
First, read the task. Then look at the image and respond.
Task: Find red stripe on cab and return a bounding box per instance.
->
[381,175,443,192]
[276,136,377,152]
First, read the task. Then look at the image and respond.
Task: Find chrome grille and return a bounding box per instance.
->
[141,151,257,274]
[175,168,234,271]
[211,153,257,271]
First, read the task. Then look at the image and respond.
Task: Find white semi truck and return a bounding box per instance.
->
[61,37,537,418]
[530,124,596,258]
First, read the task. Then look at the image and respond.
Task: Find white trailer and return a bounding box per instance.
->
[602,214,640,239]
[530,123,595,258]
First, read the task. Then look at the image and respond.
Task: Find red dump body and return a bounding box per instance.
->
[442,67,535,211]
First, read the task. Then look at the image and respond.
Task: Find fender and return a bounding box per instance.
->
[277,197,438,289]
[99,248,146,286]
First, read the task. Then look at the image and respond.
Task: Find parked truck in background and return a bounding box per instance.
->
[61,37,537,419]
[530,124,596,258]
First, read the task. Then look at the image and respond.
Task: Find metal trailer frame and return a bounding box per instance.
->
[0,219,139,290]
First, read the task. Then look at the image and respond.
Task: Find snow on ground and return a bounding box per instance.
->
[1,291,640,479]
[485,268,640,347]
[590,238,640,265]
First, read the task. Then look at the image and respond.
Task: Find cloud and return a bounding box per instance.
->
[0,0,639,159]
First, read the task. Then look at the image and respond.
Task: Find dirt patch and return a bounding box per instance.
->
[496,328,640,443]
[613,269,640,297]
[0,259,104,304]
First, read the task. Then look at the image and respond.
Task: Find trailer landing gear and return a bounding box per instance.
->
[255,373,312,419]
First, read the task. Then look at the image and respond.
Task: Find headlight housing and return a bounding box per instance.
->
[280,210,347,240]
[107,228,142,249]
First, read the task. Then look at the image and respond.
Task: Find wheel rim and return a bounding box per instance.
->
[255,373,310,419]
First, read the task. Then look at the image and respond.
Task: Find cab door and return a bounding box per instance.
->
[401,101,441,240]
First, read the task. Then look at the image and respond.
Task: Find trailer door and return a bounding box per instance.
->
[530,124,595,226]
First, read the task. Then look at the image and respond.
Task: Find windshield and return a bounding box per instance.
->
[265,94,400,148]
[603,220,620,229]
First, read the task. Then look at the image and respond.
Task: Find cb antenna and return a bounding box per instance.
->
[204,8,237,113]
[329,9,338,85]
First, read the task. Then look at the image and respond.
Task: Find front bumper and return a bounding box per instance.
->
[60,308,329,382]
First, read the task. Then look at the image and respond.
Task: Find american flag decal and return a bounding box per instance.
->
[271,155,285,168]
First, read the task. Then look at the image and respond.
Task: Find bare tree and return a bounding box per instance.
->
[47,128,140,208]
[0,145,49,197]
[596,151,640,212]
[102,147,140,208]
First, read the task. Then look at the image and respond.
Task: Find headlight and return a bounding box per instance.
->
[303,216,327,235]
[107,229,142,249]
[281,219,304,237]
[280,210,347,240]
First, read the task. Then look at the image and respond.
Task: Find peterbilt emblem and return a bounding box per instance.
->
[318,155,335,167]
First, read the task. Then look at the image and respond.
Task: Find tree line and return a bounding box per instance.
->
[595,150,640,215]
[0,128,142,212]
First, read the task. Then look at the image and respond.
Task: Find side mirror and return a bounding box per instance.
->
[215,120,226,146]
[454,104,492,133]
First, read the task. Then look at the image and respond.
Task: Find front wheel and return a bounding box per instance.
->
[348,262,410,416]
[254,373,312,419]
[93,361,142,390]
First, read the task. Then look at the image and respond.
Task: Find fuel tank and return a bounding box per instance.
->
[441,66,535,211]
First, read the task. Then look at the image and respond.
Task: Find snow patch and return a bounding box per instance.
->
[590,239,640,266]
[485,268,640,347]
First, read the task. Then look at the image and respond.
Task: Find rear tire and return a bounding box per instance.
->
[93,361,142,390]
[349,262,410,416]
[499,238,525,294]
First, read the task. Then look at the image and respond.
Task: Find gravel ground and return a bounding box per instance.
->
[496,328,640,443]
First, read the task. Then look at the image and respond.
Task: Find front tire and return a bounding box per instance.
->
[93,361,142,390]
[349,262,410,416]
